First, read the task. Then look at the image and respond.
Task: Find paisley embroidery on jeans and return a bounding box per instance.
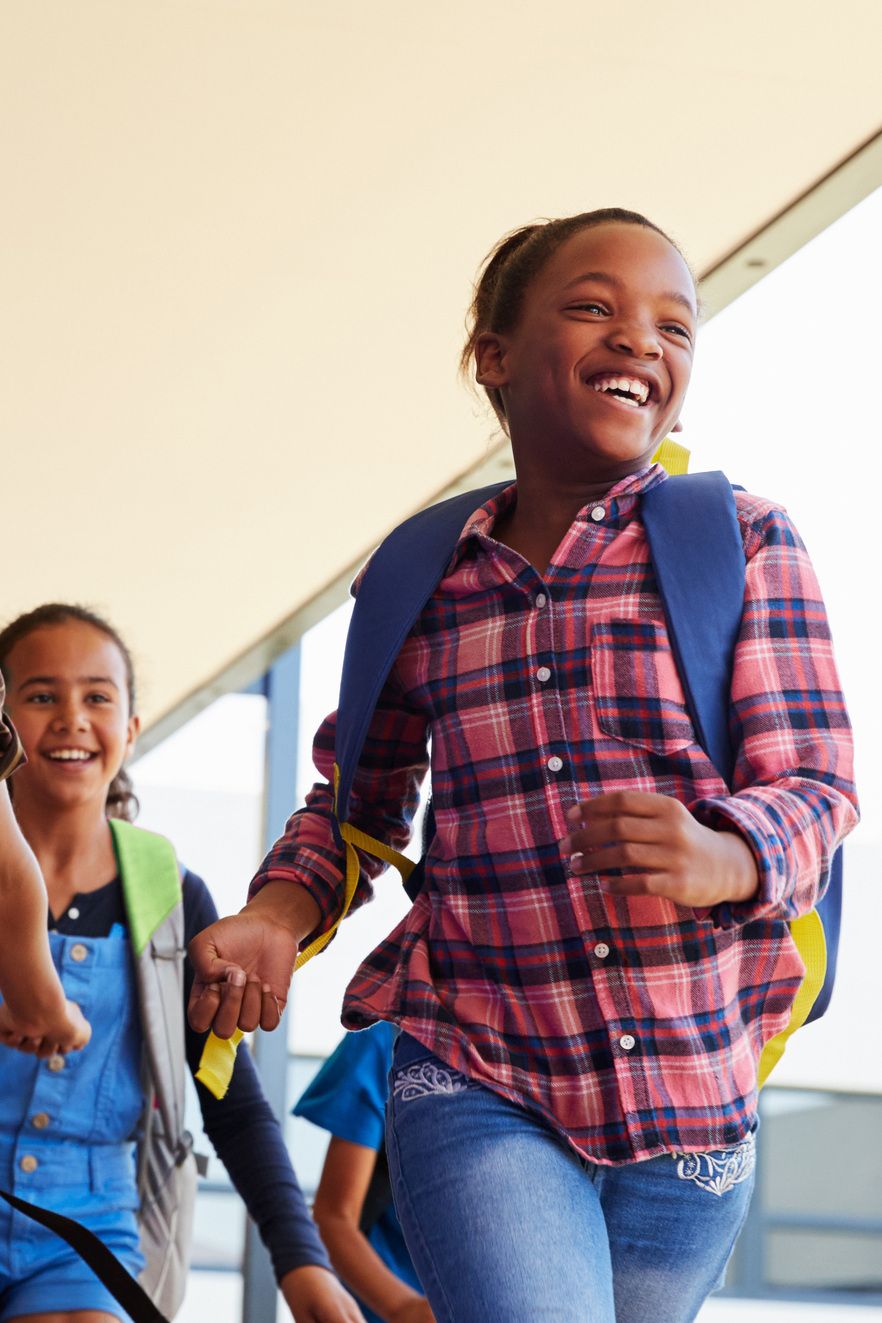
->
[675,1132,756,1197]
[392,1060,477,1102]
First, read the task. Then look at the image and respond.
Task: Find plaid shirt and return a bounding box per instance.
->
[253,464,858,1164]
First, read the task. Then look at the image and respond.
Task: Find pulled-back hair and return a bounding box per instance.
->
[0,603,139,821]
[461,208,689,426]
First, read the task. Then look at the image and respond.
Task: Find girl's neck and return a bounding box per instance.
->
[14,792,116,908]
[496,464,644,573]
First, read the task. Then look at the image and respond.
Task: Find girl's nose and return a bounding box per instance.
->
[52,703,89,733]
[606,322,663,360]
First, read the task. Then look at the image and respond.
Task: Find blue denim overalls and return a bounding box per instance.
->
[0,923,146,1310]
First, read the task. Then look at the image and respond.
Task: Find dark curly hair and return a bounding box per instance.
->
[0,603,139,821]
[460,207,692,427]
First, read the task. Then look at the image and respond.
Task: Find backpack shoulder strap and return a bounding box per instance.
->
[641,471,744,786]
[334,482,508,822]
[110,819,187,1150]
[111,819,182,958]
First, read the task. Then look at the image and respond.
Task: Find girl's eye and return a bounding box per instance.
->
[571,302,608,315]
[87,693,111,704]
[27,692,54,705]
[662,323,692,341]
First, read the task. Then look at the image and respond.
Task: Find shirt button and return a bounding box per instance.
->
[68,906,80,920]
[591,505,605,522]
[31,1112,50,1130]
[70,943,89,962]
[47,1054,66,1073]
[547,755,563,773]
[20,1155,38,1174]
[536,666,551,683]
[619,1034,636,1052]
[535,593,548,608]
[594,943,610,959]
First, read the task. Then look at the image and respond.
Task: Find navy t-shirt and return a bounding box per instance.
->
[294,1022,422,1323]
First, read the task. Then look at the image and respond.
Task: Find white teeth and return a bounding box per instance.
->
[591,374,650,405]
[47,749,93,761]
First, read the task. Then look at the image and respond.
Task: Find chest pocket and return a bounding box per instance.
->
[591,618,697,756]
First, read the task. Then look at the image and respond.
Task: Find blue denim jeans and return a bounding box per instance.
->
[386,1033,755,1323]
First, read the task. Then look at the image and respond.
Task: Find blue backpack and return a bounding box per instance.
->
[319,468,841,1086]
[199,463,843,1098]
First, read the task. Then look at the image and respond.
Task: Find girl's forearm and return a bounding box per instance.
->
[313,1210,425,1322]
[0,787,68,1028]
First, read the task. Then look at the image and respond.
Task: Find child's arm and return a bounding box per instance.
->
[313,1137,434,1323]
[190,688,429,1037]
[0,780,91,1055]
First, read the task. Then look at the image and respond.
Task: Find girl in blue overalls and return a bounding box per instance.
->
[0,604,364,1323]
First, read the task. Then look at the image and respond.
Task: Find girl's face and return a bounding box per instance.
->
[4,621,139,814]
[476,222,697,482]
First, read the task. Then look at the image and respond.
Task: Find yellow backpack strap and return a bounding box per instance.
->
[756,910,827,1088]
[652,437,690,476]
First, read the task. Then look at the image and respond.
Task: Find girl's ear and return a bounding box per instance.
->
[475,333,510,389]
[125,713,141,760]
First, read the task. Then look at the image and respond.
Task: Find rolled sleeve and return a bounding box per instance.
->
[249,683,429,944]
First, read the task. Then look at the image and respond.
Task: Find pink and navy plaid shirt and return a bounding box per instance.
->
[252,464,858,1164]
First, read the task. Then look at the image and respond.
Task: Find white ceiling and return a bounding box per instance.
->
[3,0,881,739]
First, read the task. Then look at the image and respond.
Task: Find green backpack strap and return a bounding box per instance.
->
[110,819,181,958]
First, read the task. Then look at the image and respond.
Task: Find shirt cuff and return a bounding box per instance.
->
[690,794,787,930]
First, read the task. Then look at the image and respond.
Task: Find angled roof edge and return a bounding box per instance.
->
[699,126,882,316]
[138,127,882,756]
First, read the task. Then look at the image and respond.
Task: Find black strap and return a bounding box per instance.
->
[0,1188,168,1322]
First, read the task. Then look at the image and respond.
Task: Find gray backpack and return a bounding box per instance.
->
[112,819,206,1319]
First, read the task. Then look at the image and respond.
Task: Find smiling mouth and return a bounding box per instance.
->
[43,749,99,764]
[587,373,652,408]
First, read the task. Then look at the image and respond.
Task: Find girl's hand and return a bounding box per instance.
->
[187,881,321,1037]
[280,1265,366,1322]
[563,791,759,910]
[0,997,91,1058]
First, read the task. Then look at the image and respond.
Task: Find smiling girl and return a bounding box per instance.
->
[0,605,363,1323]
[189,209,858,1322]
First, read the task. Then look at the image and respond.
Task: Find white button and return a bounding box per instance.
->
[594,943,610,959]
[619,1034,636,1051]
[20,1155,38,1174]
[535,593,548,608]
[591,505,605,522]
[70,943,89,962]
[48,1054,66,1073]
[536,666,551,683]
[547,756,563,773]
[68,907,80,920]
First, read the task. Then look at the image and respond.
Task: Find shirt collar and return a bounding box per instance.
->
[451,462,669,565]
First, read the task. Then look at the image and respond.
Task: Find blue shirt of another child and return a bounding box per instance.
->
[294,1022,421,1323]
